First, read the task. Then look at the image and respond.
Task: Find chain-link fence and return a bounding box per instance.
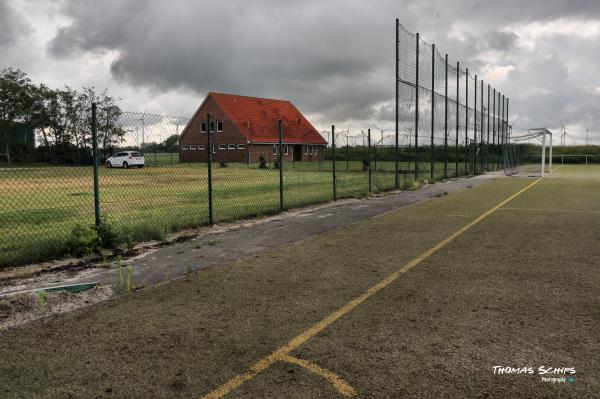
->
[0,20,515,268]
[396,21,510,181]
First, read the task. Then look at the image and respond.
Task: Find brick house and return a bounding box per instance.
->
[178,92,327,163]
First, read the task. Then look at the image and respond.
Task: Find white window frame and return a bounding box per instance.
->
[217,120,223,132]
[198,145,205,151]
[182,145,189,151]
[228,144,235,150]
[210,121,215,132]
[189,144,197,150]
[272,145,278,155]
[284,144,288,155]
[304,145,308,155]
[218,144,226,150]
[212,145,216,154]
[237,144,245,150]
[201,122,206,133]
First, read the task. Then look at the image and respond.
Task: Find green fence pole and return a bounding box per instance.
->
[395,18,400,188]
[368,128,372,193]
[444,53,448,180]
[487,83,490,171]
[332,125,336,201]
[474,74,477,175]
[455,61,459,177]
[480,79,484,173]
[91,103,100,228]
[430,43,435,181]
[465,68,469,175]
[415,33,420,182]
[278,120,283,211]
[207,113,213,224]
[506,97,510,140]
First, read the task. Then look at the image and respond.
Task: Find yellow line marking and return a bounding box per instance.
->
[280,355,357,397]
[201,178,542,399]
[501,207,600,215]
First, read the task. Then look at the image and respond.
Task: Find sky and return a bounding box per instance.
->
[1,0,599,144]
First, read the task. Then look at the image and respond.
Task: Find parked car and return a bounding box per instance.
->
[105,151,145,168]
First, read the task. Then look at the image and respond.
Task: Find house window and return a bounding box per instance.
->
[272,145,278,155]
[198,145,205,151]
[212,145,216,154]
[182,145,189,151]
[284,145,288,155]
[210,121,215,132]
[237,144,245,150]
[228,144,235,150]
[218,144,226,150]
[201,122,206,133]
[217,120,223,132]
[190,145,197,150]
[304,146,309,155]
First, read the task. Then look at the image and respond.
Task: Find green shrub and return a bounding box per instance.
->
[219,159,228,167]
[96,216,119,248]
[65,224,101,256]
[258,155,267,169]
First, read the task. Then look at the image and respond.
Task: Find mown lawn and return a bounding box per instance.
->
[1,166,598,398]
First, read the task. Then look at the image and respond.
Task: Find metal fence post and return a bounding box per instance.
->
[506,97,510,140]
[480,79,484,173]
[430,43,435,181]
[465,68,469,175]
[395,18,400,188]
[455,61,459,177]
[91,103,100,228]
[444,53,448,180]
[486,84,490,171]
[415,33,420,182]
[332,125,336,201]
[368,128,372,193]
[493,88,496,170]
[207,113,213,224]
[474,74,477,175]
[278,120,283,211]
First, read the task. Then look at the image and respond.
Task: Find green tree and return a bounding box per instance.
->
[0,68,35,165]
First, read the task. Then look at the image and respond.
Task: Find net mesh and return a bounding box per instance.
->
[396,22,510,180]
[504,129,553,177]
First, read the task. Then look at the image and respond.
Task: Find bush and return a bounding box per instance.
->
[219,159,227,167]
[362,159,369,171]
[66,224,101,256]
[258,155,267,169]
[273,161,280,169]
[96,216,119,248]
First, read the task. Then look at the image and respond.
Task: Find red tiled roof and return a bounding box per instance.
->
[209,92,327,145]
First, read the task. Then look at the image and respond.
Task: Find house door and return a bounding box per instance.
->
[294,145,302,161]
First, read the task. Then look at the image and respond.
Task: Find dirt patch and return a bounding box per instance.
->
[0,285,113,332]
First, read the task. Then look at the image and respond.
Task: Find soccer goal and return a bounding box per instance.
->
[504,128,553,177]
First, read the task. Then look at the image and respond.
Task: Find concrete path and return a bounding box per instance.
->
[0,173,502,297]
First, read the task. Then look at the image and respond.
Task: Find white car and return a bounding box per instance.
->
[105,151,145,168]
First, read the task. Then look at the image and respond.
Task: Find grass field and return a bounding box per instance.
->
[1,165,598,398]
[0,160,473,268]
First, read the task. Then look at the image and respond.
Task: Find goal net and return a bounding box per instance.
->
[504,128,553,177]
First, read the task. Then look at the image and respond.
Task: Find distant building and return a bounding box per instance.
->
[178,92,327,163]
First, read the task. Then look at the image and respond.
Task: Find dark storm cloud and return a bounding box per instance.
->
[0,0,30,47]
[45,0,600,139]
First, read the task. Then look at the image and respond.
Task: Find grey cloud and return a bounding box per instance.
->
[43,0,600,140]
[0,0,30,48]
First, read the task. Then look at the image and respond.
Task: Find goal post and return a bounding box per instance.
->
[504,128,553,177]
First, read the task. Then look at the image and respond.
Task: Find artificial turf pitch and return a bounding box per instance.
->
[1,165,598,398]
